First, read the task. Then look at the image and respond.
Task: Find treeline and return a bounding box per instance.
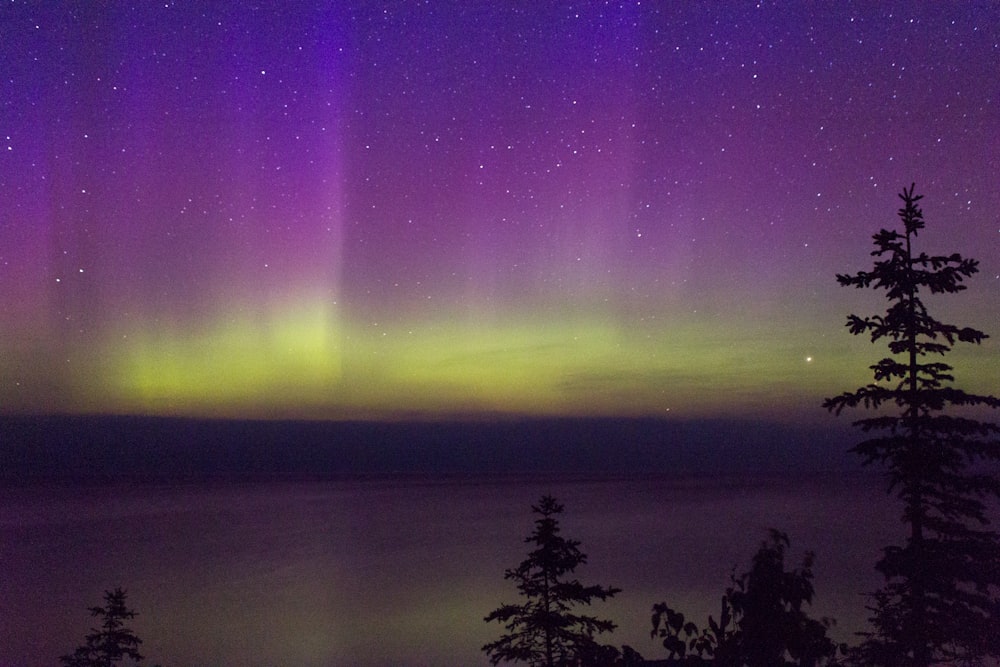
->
[482,495,841,666]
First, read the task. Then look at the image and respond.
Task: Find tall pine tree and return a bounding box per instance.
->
[483,495,622,667]
[824,185,1000,666]
[60,588,145,667]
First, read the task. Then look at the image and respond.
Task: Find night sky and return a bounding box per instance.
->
[2,2,998,422]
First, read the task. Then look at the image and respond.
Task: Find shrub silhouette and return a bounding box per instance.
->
[651,530,840,666]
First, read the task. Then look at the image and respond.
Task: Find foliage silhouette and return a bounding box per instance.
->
[60,587,145,667]
[651,529,840,666]
[483,495,622,666]
[823,184,1000,666]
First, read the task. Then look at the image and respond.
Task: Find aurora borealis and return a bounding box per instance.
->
[2,2,998,422]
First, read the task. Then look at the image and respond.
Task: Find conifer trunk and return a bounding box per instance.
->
[904,223,929,667]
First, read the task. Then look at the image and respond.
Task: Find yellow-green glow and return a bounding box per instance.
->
[72,306,862,420]
[105,300,342,415]
[7,295,995,422]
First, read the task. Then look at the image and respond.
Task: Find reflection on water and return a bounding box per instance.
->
[1,473,897,666]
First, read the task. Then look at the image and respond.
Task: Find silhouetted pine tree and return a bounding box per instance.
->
[60,588,145,667]
[824,184,1000,666]
[483,495,622,667]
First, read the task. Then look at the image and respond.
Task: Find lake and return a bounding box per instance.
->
[1,472,898,666]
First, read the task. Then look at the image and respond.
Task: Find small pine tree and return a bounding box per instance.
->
[651,530,840,666]
[823,185,1000,665]
[483,495,622,667]
[60,587,145,667]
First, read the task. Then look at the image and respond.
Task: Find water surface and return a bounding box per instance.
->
[1,472,897,666]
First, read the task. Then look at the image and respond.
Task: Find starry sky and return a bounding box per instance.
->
[1,2,998,422]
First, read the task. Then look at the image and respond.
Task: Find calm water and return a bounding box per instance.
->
[1,473,898,666]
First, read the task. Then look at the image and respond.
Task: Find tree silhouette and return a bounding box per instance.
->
[483,495,622,667]
[651,529,840,666]
[60,587,145,667]
[823,184,1000,666]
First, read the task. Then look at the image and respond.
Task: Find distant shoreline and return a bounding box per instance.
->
[1,413,860,482]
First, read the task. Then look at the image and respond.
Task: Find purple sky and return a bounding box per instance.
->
[2,2,998,421]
